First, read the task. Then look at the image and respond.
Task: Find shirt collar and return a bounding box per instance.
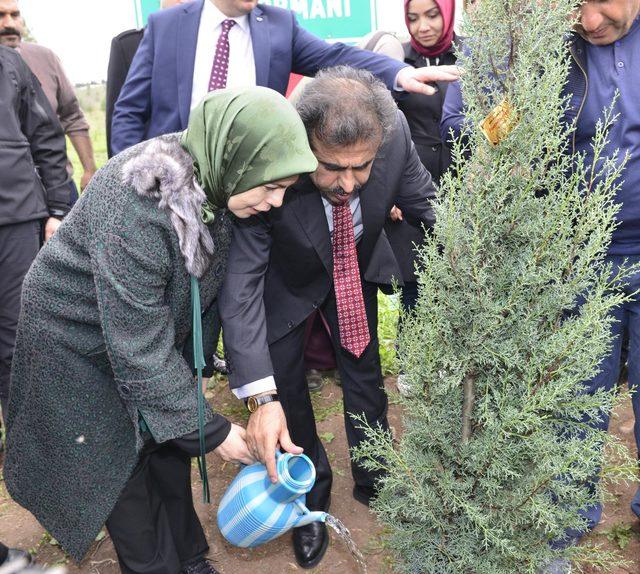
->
[203,0,250,32]
[321,190,360,211]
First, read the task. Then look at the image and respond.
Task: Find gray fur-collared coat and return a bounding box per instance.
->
[5,134,231,560]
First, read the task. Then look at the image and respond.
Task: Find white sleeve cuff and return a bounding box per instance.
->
[232,376,277,400]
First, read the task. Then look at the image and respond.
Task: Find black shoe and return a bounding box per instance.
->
[211,353,228,375]
[306,369,324,392]
[293,521,329,569]
[181,558,221,574]
[352,484,376,507]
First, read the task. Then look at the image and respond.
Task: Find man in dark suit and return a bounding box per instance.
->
[110,0,460,156]
[105,28,142,158]
[219,66,437,569]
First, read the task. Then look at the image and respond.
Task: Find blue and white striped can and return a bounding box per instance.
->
[217,451,327,548]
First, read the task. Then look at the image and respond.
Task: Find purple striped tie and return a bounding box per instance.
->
[208,19,236,91]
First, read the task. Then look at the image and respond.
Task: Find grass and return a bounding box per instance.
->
[377,292,400,375]
[67,85,108,189]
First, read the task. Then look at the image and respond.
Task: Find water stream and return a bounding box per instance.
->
[325,514,368,574]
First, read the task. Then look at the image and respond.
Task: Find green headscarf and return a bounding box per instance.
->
[181,86,318,220]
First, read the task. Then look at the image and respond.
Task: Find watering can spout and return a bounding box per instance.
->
[293,498,327,527]
[294,509,328,528]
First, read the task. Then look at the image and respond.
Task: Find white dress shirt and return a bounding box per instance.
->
[190,0,257,111]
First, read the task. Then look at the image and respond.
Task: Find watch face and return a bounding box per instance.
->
[247,394,278,413]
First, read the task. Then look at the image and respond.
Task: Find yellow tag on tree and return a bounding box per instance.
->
[480,99,519,146]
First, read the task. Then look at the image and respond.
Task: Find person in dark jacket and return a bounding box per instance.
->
[391,0,458,298]
[0,45,70,424]
[400,0,458,185]
[5,87,318,574]
[106,28,143,158]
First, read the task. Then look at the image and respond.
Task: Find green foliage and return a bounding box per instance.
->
[311,393,344,423]
[354,1,638,572]
[601,522,635,550]
[378,292,400,376]
[319,431,335,444]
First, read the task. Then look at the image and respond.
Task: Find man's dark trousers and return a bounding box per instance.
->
[270,279,388,511]
[106,441,209,574]
[0,221,41,418]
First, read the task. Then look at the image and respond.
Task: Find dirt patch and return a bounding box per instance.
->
[1,377,638,573]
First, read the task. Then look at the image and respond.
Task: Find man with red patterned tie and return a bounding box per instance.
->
[219,66,438,569]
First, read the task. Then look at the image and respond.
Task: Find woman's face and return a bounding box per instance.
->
[407,0,445,48]
[227,175,299,218]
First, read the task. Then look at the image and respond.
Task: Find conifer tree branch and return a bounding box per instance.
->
[461,371,476,445]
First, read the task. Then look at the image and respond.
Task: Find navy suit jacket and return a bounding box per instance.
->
[111,1,408,155]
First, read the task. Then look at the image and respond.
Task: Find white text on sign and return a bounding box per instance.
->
[261,0,352,20]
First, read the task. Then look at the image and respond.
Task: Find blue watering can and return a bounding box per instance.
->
[217,451,328,548]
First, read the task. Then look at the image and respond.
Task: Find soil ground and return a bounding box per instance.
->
[1,376,638,574]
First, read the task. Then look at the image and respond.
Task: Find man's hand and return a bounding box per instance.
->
[246,400,303,483]
[44,217,62,242]
[396,65,462,96]
[80,170,95,191]
[214,423,256,466]
[390,205,403,222]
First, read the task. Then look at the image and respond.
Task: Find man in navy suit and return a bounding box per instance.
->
[110,0,460,156]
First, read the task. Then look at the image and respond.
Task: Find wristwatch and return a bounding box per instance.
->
[245,393,279,413]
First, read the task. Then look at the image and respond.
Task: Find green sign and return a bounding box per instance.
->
[134,0,161,28]
[134,0,376,40]
[260,0,376,41]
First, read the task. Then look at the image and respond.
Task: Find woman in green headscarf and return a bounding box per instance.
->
[5,87,317,574]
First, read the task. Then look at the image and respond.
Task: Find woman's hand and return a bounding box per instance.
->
[214,423,256,466]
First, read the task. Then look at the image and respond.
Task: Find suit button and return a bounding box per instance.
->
[287,321,294,329]
[119,384,132,397]
[431,145,439,152]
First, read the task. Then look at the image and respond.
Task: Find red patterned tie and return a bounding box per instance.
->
[208,19,236,91]
[332,203,370,358]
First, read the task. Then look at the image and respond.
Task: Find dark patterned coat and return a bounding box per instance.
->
[4,134,232,560]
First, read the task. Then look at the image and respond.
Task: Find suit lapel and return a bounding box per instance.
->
[249,5,271,88]
[291,177,332,275]
[177,0,203,128]
[357,149,387,265]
